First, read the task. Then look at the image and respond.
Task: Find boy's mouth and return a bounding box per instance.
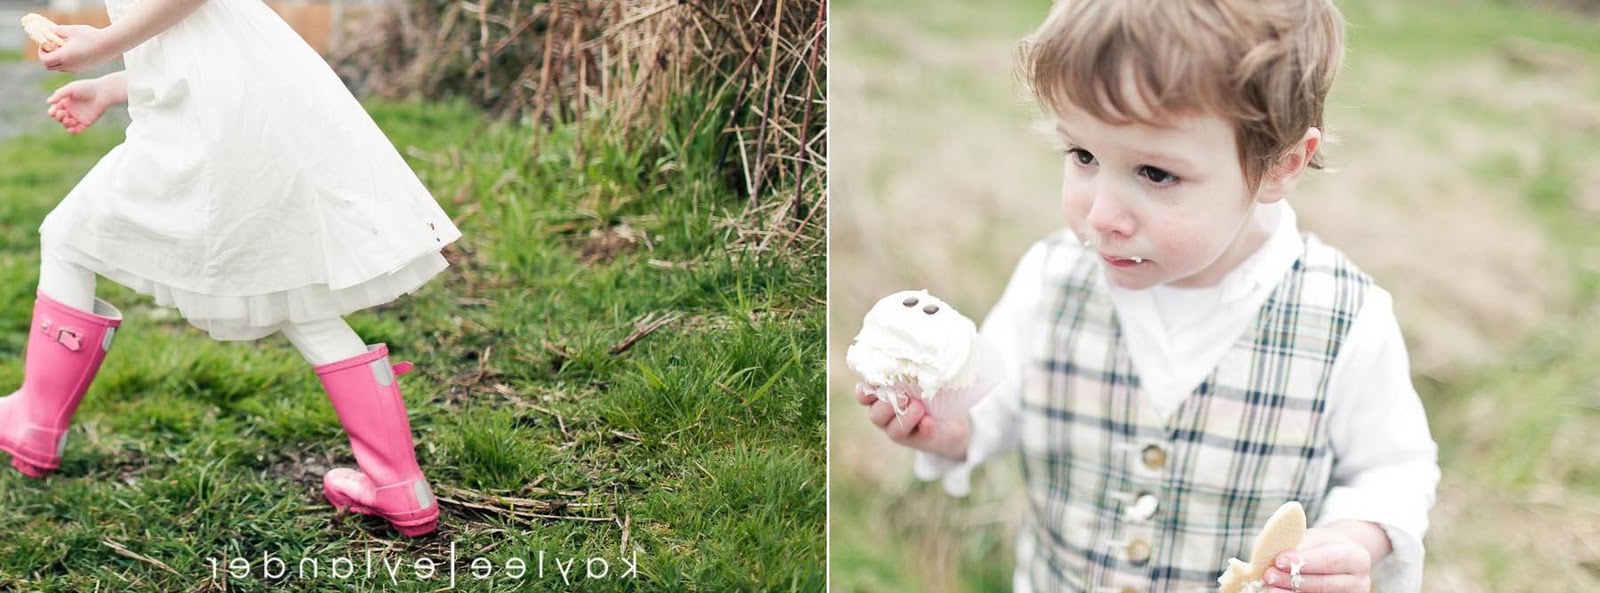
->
[1100,253,1147,268]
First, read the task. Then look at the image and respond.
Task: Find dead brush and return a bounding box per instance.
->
[332,0,827,256]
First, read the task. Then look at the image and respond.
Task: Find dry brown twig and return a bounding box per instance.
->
[610,311,682,355]
[102,539,183,577]
[434,484,612,524]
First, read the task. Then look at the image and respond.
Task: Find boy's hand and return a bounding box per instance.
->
[1261,526,1373,593]
[46,79,113,134]
[855,383,970,460]
[38,25,122,73]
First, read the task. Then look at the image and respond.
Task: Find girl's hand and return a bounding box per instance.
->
[38,25,124,73]
[856,383,970,460]
[1261,527,1374,593]
[46,79,113,134]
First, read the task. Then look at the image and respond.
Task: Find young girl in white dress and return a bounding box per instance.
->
[1,0,463,537]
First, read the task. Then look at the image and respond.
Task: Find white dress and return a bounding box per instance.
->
[39,0,463,341]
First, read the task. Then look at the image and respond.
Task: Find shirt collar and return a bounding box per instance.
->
[1212,201,1303,303]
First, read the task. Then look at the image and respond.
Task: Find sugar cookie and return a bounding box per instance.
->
[1217,501,1307,593]
[21,14,65,52]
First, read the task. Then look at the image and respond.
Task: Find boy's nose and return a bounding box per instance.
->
[1084,192,1135,239]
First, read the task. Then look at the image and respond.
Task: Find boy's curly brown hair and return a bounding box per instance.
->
[1020,0,1345,192]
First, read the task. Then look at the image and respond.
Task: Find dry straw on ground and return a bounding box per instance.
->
[333,0,827,247]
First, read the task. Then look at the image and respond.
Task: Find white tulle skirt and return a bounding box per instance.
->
[43,238,450,341]
[39,0,463,341]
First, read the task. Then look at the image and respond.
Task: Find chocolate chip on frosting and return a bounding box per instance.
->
[902,297,919,307]
[923,304,939,315]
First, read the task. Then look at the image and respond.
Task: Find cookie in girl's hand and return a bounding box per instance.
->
[1217,501,1307,593]
[846,290,979,415]
[21,13,66,53]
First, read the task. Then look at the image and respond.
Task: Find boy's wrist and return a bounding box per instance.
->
[1321,519,1393,565]
[935,414,971,461]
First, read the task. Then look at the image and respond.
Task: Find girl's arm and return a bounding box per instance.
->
[97,71,129,104]
[40,0,207,72]
[102,0,208,55]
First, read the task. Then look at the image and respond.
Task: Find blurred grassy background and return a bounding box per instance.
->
[828,0,1600,591]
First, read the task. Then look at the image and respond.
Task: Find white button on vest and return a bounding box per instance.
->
[1125,491,1159,521]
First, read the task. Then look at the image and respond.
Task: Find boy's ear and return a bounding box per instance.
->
[1256,128,1321,204]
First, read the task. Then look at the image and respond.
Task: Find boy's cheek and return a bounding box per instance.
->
[1059,183,1099,218]
[1058,196,1089,229]
[1154,219,1222,257]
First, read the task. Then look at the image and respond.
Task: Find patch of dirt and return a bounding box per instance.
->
[1500,37,1593,76]
[1504,0,1600,17]
[576,223,648,264]
[1578,171,1600,220]
[1302,52,1600,375]
[263,450,337,485]
[1295,123,1559,376]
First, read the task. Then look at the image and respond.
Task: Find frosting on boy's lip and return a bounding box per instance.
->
[1100,252,1147,267]
[1081,236,1148,267]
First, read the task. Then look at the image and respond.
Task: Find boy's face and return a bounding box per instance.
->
[1055,103,1266,291]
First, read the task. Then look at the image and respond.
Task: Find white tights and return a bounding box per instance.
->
[277,318,368,366]
[38,242,369,366]
[37,241,97,312]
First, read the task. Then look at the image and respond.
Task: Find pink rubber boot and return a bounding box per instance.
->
[0,292,122,478]
[317,344,438,537]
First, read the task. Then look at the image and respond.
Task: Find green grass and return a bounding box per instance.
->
[1341,0,1600,66]
[0,98,824,590]
[1427,142,1600,491]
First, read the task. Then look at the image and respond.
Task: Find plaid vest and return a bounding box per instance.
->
[1017,231,1370,593]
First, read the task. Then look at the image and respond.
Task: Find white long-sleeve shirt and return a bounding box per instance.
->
[915,201,1440,592]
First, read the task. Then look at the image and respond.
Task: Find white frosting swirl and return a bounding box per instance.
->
[846,290,978,409]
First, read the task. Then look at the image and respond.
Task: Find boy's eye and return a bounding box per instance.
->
[1139,165,1178,185]
[1066,148,1096,166]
